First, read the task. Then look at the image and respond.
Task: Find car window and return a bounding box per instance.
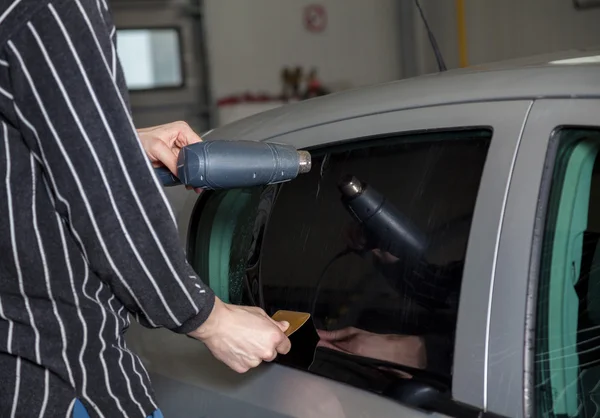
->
[534,129,600,418]
[116,28,183,91]
[188,128,492,407]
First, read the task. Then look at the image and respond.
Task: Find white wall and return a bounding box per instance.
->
[203,0,403,99]
[416,0,600,75]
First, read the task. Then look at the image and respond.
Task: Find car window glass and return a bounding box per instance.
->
[188,128,492,406]
[534,129,600,418]
[116,28,183,90]
[188,188,263,305]
[260,130,491,375]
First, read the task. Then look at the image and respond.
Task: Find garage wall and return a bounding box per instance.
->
[203,0,403,99]
[416,0,600,74]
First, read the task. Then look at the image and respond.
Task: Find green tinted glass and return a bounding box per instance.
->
[535,129,600,417]
[188,188,262,304]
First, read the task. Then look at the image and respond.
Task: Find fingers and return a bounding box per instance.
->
[200,302,294,374]
[343,222,366,250]
[263,349,278,362]
[252,308,291,335]
[317,339,354,356]
[175,121,202,146]
[317,327,359,342]
[232,358,261,374]
[273,320,290,333]
[276,335,292,355]
[317,339,342,351]
[148,139,178,175]
[185,185,204,195]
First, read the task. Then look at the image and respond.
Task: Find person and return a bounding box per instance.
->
[0,1,290,417]
[316,221,464,377]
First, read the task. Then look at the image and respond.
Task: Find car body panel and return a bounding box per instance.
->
[125,323,449,418]
[449,101,533,409]
[202,65,600,146]
[486,98,600,418]
[129,98,534,417]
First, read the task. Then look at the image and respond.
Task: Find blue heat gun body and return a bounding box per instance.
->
[154,140,312,190]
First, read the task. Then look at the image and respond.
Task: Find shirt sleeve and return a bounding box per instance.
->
[4,0,215,334]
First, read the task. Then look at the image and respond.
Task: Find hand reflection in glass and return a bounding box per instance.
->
[317,327,427,370]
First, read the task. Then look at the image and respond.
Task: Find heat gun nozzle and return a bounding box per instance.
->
[338,175,364,198]
[297,151,312,174]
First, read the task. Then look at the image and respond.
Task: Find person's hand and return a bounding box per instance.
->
[317,327,426,369]
[188,297,292,373]
[342,223,399,264]
[342,222,367,252]
[136,121,203,194]
[370,249,399,265]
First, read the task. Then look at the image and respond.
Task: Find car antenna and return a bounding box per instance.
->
[413,0,447,72]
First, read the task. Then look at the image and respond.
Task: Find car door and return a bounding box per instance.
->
[124,99,531,418]
[488,98,600,418]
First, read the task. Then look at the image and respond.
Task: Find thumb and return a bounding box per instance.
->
[275,320,290,333]
[149,140,178,175]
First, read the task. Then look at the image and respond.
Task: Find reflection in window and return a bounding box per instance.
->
[116,28,182,90]
[187,130,492,406]
[260,131,491,379]
[535,129,600,418]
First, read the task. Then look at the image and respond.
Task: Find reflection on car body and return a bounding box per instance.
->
[124,51,600,418]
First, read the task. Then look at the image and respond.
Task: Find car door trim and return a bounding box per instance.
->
[483,100,534,408]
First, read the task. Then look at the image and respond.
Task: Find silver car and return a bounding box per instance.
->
[125,50,600,418]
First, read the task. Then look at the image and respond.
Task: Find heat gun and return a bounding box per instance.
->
[310,174,429,317]
[338,175,428,260]
[154,140,312,190]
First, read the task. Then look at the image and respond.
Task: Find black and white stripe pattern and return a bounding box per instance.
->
[0,1,215,416]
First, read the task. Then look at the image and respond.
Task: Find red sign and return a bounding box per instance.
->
[304,4,327,33]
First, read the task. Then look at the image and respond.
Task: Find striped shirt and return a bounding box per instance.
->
[0,0,215,417]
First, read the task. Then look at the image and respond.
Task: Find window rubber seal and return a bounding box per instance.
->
[523,126,570,418]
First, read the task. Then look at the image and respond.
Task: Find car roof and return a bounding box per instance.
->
[205,49,600,143]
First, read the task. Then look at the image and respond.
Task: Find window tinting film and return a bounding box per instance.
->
[259,130,492,382]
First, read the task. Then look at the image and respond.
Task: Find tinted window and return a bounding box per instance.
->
[534,129,600,418]
[188,129,492,403]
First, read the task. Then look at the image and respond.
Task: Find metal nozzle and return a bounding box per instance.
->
[297,151,312,174]
[338,175,364,197]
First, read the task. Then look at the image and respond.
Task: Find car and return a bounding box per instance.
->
[125,50,600,418]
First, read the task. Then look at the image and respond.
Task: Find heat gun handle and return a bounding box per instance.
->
[154,167,182,187]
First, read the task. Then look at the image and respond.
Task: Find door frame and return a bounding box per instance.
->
[487,98,600,418]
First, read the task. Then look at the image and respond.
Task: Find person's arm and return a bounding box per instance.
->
[4,0,212,333]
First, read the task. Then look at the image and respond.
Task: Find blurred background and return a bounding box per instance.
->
[109,0,600,132]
